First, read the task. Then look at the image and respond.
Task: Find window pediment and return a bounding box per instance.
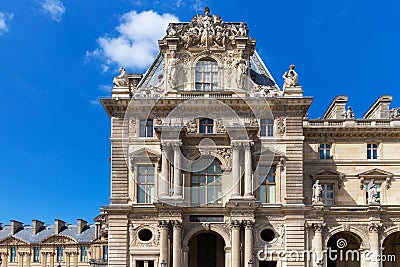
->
[0,236,28,246]
[311,169,345,189]
[358,168,393,189]
[40,235,77,245]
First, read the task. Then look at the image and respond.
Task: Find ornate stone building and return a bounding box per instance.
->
[2,7,400,267]
[100,7,400,267]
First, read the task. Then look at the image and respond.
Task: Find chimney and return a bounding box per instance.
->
[322,95,348,119]
[363,95,393,119]
[54,219,66,234]
[10,220,23,235]
[32,220,44,235]
[77,219,88,234]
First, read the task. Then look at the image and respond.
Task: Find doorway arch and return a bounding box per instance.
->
[382,231,400,267]
[188,231,225,267]
[327,231,362,267]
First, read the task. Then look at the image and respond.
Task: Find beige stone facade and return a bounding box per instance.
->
[99,8,400,267]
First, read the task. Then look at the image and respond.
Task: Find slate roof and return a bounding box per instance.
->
[137,51,279,91]
[0,224,95,244]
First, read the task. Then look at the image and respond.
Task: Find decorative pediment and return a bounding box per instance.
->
[129,148,161,158]
[40,235,77,245]
[358,168,393,189]
[0,236,28,246]
[311,169,345,189]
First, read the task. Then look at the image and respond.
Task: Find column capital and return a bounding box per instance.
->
[312,223,326,233]
[231,142,242,150]
[160,142,172,151]
[172,220,182,229]
[158,220,170,229]
[368,223,382,233]
[230,220,242,230]
[243,141,254,151]
[244,220,254,229]
[171,141,182,150]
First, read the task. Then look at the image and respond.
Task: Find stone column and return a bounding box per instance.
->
[244,142,253,197]
[231,143,241,197]
[73,252,78,267]
[49,252,54,267]
[182,246,189,267]
[26,253,31,267]
[159,220,169,266]
[172,221,182,267]
[173,143,182,197]
[18,252,23,267]
[312,223,325,266]
[231,220,241,267]
[65,252,70,267]
[41,252,47,267]
[369,223,381,267]
[160,143,170,197]
[244,221,254,264]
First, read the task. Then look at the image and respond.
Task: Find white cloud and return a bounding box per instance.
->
[0,12,13,36]
[39,0,66,23]
[191,0,205,12]
[88,10,179,71]
[98,84,112,94]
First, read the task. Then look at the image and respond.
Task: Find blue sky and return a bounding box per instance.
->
[1,0,400,226]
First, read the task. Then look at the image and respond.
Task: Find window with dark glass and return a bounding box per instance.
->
[322,183,334,206]
[56,246,63,262]
[199,118,213,134]
[319,144,331,159]
[191,158,222,205]
[10,247,16,262]
[139,119,153,137]
[258,166,276,203]
[80,246,87,262]
[260,119,274,137]
[137,165,155,203]
[33,246,40,262]
[102,245,108,262]
[195,60,218,91]
[367,143,378,159]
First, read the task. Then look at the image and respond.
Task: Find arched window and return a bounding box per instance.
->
[191,158,222,205]
[195,60,218,91]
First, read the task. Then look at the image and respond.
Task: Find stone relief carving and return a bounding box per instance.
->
[236,58,248,89]
[276,117,285,135]
[215,119,226,133]
[186,118,198,133]
[217,148,232,161]
[113,67,128,87]
[130,224,160,247]
[165,7,249,49]
[282,64,298,89]
[129,119,136,136]
[389,107,400,118]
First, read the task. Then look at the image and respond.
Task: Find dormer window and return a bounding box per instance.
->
[195,60,218,91]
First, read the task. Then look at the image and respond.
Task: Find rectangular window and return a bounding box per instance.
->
[139,119,153,137]
[33,246,40,262]
[199,119,213,134]
[10,247,16,262]
[259,166,276,203]
[260,119,274,137]
[367,143,378,159]
[56,246,63,262]
[80,246,87,262]
[322,183,334,206]
[195,61,218,91]
[137,165,155,203]
[102,245,108,262]
[319,144,331,159]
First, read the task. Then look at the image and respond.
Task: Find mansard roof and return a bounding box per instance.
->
[0,224,95,244]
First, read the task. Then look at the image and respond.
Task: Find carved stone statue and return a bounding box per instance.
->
[113,67,128,87]
[186,119,197,133]
[389,107,400,118]
[168,51,179,88]
[282,64,298,89]
[236,59,247,89]
[343,106,355,119]
[312,180,323,204]
[368,180,379,204]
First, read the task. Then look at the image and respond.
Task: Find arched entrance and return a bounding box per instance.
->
[188,232,225,267]
[382,232,400,267]
[327,232,361,267]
